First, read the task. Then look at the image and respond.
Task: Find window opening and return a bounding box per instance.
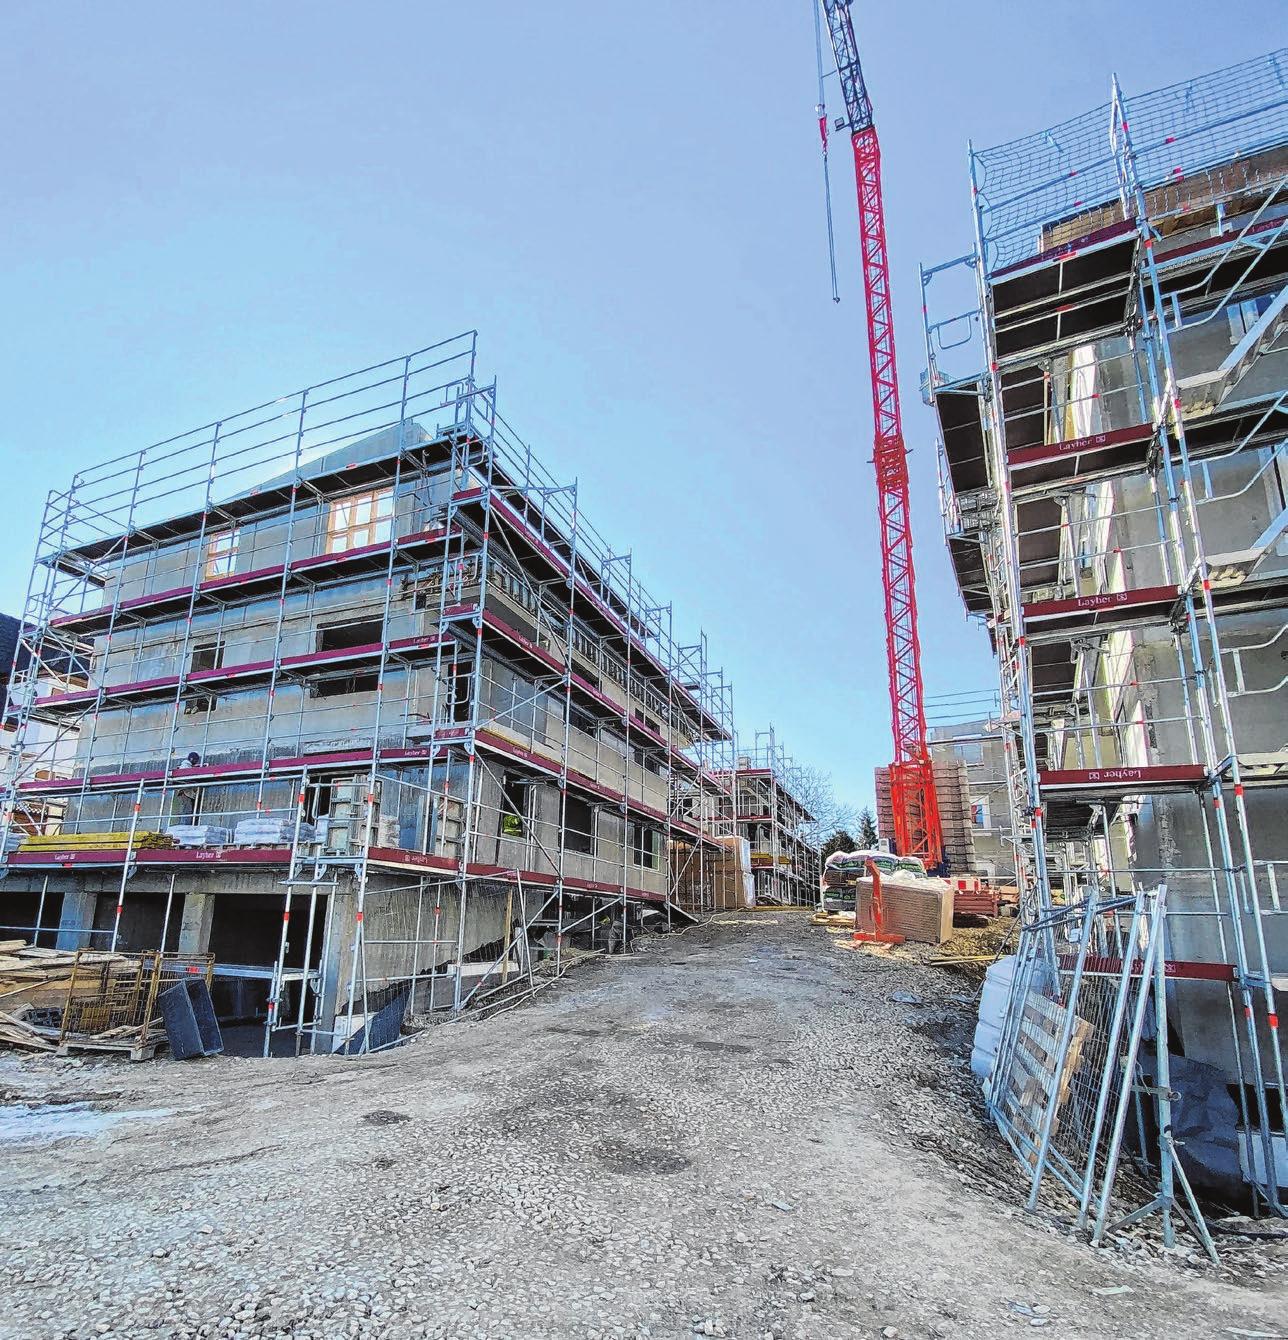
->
[564,795,595,855]
[629,821,660,870]
[499,772,526,838]
[326,487,393,553]
[189,640,224,673]
[317,619,383,654]
[204,527,239,579]
[185,639,224,713]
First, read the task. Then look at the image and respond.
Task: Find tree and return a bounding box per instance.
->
[857,806,878,849]
[784,764,861,850]
[821,829,856,863]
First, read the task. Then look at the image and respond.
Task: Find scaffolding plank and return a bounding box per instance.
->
[1008,423,1155,490]
[1039,764,1207,795]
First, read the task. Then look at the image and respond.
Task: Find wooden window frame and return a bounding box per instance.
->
[325,487,394,554]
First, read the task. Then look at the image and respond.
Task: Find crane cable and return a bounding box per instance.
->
[813,0,841,303]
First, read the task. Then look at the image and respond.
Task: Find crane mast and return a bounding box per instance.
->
[818,0,942,868]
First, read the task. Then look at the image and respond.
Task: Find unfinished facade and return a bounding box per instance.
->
[926,713,1017,885]
[923,53,1287,1232]
[0,335,739,1053]
[725,729,821,906]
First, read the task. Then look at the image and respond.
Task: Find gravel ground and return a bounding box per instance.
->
[1,913,1284,1340]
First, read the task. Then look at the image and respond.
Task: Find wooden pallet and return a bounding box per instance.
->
[997,989,1092,1166]
[55,1036,158,1062]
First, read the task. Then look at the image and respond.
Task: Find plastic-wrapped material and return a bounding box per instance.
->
[233,818,315,846]
[165,824,233,848]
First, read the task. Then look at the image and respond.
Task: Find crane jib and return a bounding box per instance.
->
[820,0,874,133]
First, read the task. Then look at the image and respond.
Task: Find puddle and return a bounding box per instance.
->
[0,1101,172,1145]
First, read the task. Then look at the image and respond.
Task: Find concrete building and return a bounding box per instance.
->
[0,336,740,1052]
[725,729,821,906]
[926,716,1017,885]
[922,54,1287,1205]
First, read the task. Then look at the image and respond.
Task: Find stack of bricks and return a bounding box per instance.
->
[933,758,977,877]
[857,875,955,945]
[874,766,895,849]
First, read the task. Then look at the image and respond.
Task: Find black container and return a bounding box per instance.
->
[158,978,224,1059]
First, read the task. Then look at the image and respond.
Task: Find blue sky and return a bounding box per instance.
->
[0,1,1271,813]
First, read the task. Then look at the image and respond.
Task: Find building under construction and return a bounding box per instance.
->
[727,728,821,906]
[923,52,1287,1236]
[925,712,1017,887]
[0,334,743,1053]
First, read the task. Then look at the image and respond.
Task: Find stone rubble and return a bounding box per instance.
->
[0,917,1283,1339]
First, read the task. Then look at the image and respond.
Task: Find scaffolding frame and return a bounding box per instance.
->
[922,51,1288,1227]
[0,332,737,1054]
[725,725,822,907]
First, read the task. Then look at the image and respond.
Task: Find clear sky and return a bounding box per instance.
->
[0,1,1271,813]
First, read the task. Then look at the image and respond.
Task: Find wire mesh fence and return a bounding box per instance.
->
[972,49,1288,271]
[987,886,1216,1255]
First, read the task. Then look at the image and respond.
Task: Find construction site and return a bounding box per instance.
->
[1,6,1286,1339]
[0,334,765,1052]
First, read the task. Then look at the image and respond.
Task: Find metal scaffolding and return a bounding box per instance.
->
[0,332,739,1054]
[727,726,822,907]
[922,51,1288,1235]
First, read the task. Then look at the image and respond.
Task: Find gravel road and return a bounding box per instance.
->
[2,914,1284,1339]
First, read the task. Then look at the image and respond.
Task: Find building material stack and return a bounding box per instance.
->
[0,944,216,1058]
[856,873,954,945]
[876,759,977,877]
[18,830,174,854]
[932,759,976,876]
[873,766,894,851]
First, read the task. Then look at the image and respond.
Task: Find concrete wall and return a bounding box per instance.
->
[318,876,547,1041]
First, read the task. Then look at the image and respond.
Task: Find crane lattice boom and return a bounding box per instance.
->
[818,0,941,867]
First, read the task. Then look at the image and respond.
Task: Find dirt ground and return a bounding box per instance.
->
[2,914,1285,1340]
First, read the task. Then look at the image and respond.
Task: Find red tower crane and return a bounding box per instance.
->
[815,0,942,868]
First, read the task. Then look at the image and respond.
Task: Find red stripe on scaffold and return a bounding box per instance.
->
[1059,954,1235,982]
[1008,423,1153,468]
[1023,584,1176,620]
[1040,764,1206,789]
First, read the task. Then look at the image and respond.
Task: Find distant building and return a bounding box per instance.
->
[724,729,821,905]
[927,718,1016,885]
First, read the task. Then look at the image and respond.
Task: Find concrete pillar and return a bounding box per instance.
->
[514,921,534,975]
[177,892,216,954]
[55,886,99,951]
[317,889,356,1054]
